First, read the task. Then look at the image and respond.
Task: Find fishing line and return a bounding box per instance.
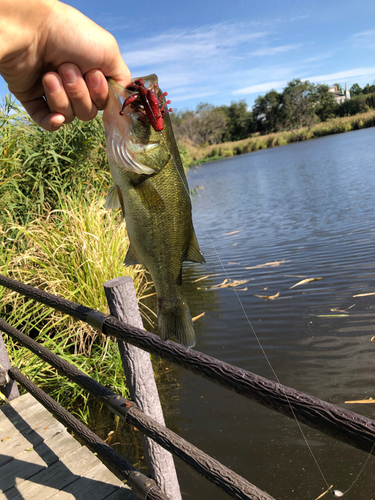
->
[205,230,331,492]
[160,120,374,497]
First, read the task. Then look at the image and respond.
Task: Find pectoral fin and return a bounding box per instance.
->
[104,185,126,218]
[135,179,165,211]
[104,185,121,209]
[124,244,141,266]
[185,231,205,263]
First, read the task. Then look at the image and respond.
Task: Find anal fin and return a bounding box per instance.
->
[185,230,205,263]
[124,244,141,266]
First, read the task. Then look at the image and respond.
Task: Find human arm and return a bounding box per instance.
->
[0,0,131,131]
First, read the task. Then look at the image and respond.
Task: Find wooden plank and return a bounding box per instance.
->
[0,393,138,500]
[0,420,66,468]
[6,446,104,500]
[47,461,128,500]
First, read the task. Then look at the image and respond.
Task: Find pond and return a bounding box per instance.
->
[94,127,375,500]
[176,127,375,500]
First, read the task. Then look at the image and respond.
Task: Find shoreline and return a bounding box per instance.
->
[182,109,375,167]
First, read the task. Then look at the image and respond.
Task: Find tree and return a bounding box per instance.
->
[281,79,318,133]
[173,110,201,145]
[220,100,254,141]
[253,90,282,134]
[362,83,375,94]
[173,104,226,146]
[195,103,227,145]
[314,84,337,121]
[350,83,362,96]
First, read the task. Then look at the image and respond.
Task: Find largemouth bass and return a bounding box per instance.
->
[103,75,205,348]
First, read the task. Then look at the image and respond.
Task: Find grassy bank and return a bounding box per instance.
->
[182,109,375,165]
[0,195,153,419]
[0,97,153,419]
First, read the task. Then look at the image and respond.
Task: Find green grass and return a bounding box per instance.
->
[0,195,152,417]
[0,95,155,419]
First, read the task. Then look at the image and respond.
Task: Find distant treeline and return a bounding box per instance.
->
[171,79,375,146]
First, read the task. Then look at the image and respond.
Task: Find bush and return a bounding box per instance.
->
[0,96,110,225]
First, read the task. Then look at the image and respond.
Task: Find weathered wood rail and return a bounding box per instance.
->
[1,273,375,499]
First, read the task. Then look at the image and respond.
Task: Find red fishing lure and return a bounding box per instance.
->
[120,78,172,132]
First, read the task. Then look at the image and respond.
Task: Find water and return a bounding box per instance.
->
[174,128,375,500]
[95,128,375,500]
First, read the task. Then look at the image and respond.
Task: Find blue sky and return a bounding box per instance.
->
[1,0,375,111]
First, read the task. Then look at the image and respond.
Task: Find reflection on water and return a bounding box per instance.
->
[177,128,375,500]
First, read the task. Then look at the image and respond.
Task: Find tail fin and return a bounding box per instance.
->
[157,298,196,348]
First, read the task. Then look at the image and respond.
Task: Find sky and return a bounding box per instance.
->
[1,0,375,112]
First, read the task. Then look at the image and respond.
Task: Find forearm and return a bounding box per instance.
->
[0,0,56,66]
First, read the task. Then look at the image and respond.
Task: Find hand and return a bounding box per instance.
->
[0,0,131,131]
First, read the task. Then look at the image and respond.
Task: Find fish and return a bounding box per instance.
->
[103,75,205,348]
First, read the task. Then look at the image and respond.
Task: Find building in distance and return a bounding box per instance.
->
[328,83,350,104]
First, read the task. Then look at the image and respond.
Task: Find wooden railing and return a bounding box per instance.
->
[1,274,375,500]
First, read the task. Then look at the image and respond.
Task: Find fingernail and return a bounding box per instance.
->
[44,76,62,93]
[62,67,78,84]
[87,71,102,89]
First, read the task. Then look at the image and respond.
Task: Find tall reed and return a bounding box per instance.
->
[0,195,151,413]
[0,95,153,416]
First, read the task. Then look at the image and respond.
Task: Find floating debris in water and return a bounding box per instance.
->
[255,292,280,300]
[192,312,205,322]
[246,260,286,270]
[353,291,375,297]
[345,397,374,404]
[290,277,323,289]
[193,273,222,283]
[314,314,348,318]
[223,230,243,236]
[314,485,334,499]
[330,304,355,313]
[198,278,248,291]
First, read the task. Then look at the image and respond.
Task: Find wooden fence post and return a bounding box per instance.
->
[0,330,20,400]
[104,276,182,500]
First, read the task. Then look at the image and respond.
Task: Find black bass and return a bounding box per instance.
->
[103,75,205,348]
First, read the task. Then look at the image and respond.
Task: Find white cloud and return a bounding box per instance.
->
[121,23,269,68]
[249,44,301,57]
[232,80,288,95]
[306,66,375,83]
[231,66,375,97]
[350,31,375,50]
